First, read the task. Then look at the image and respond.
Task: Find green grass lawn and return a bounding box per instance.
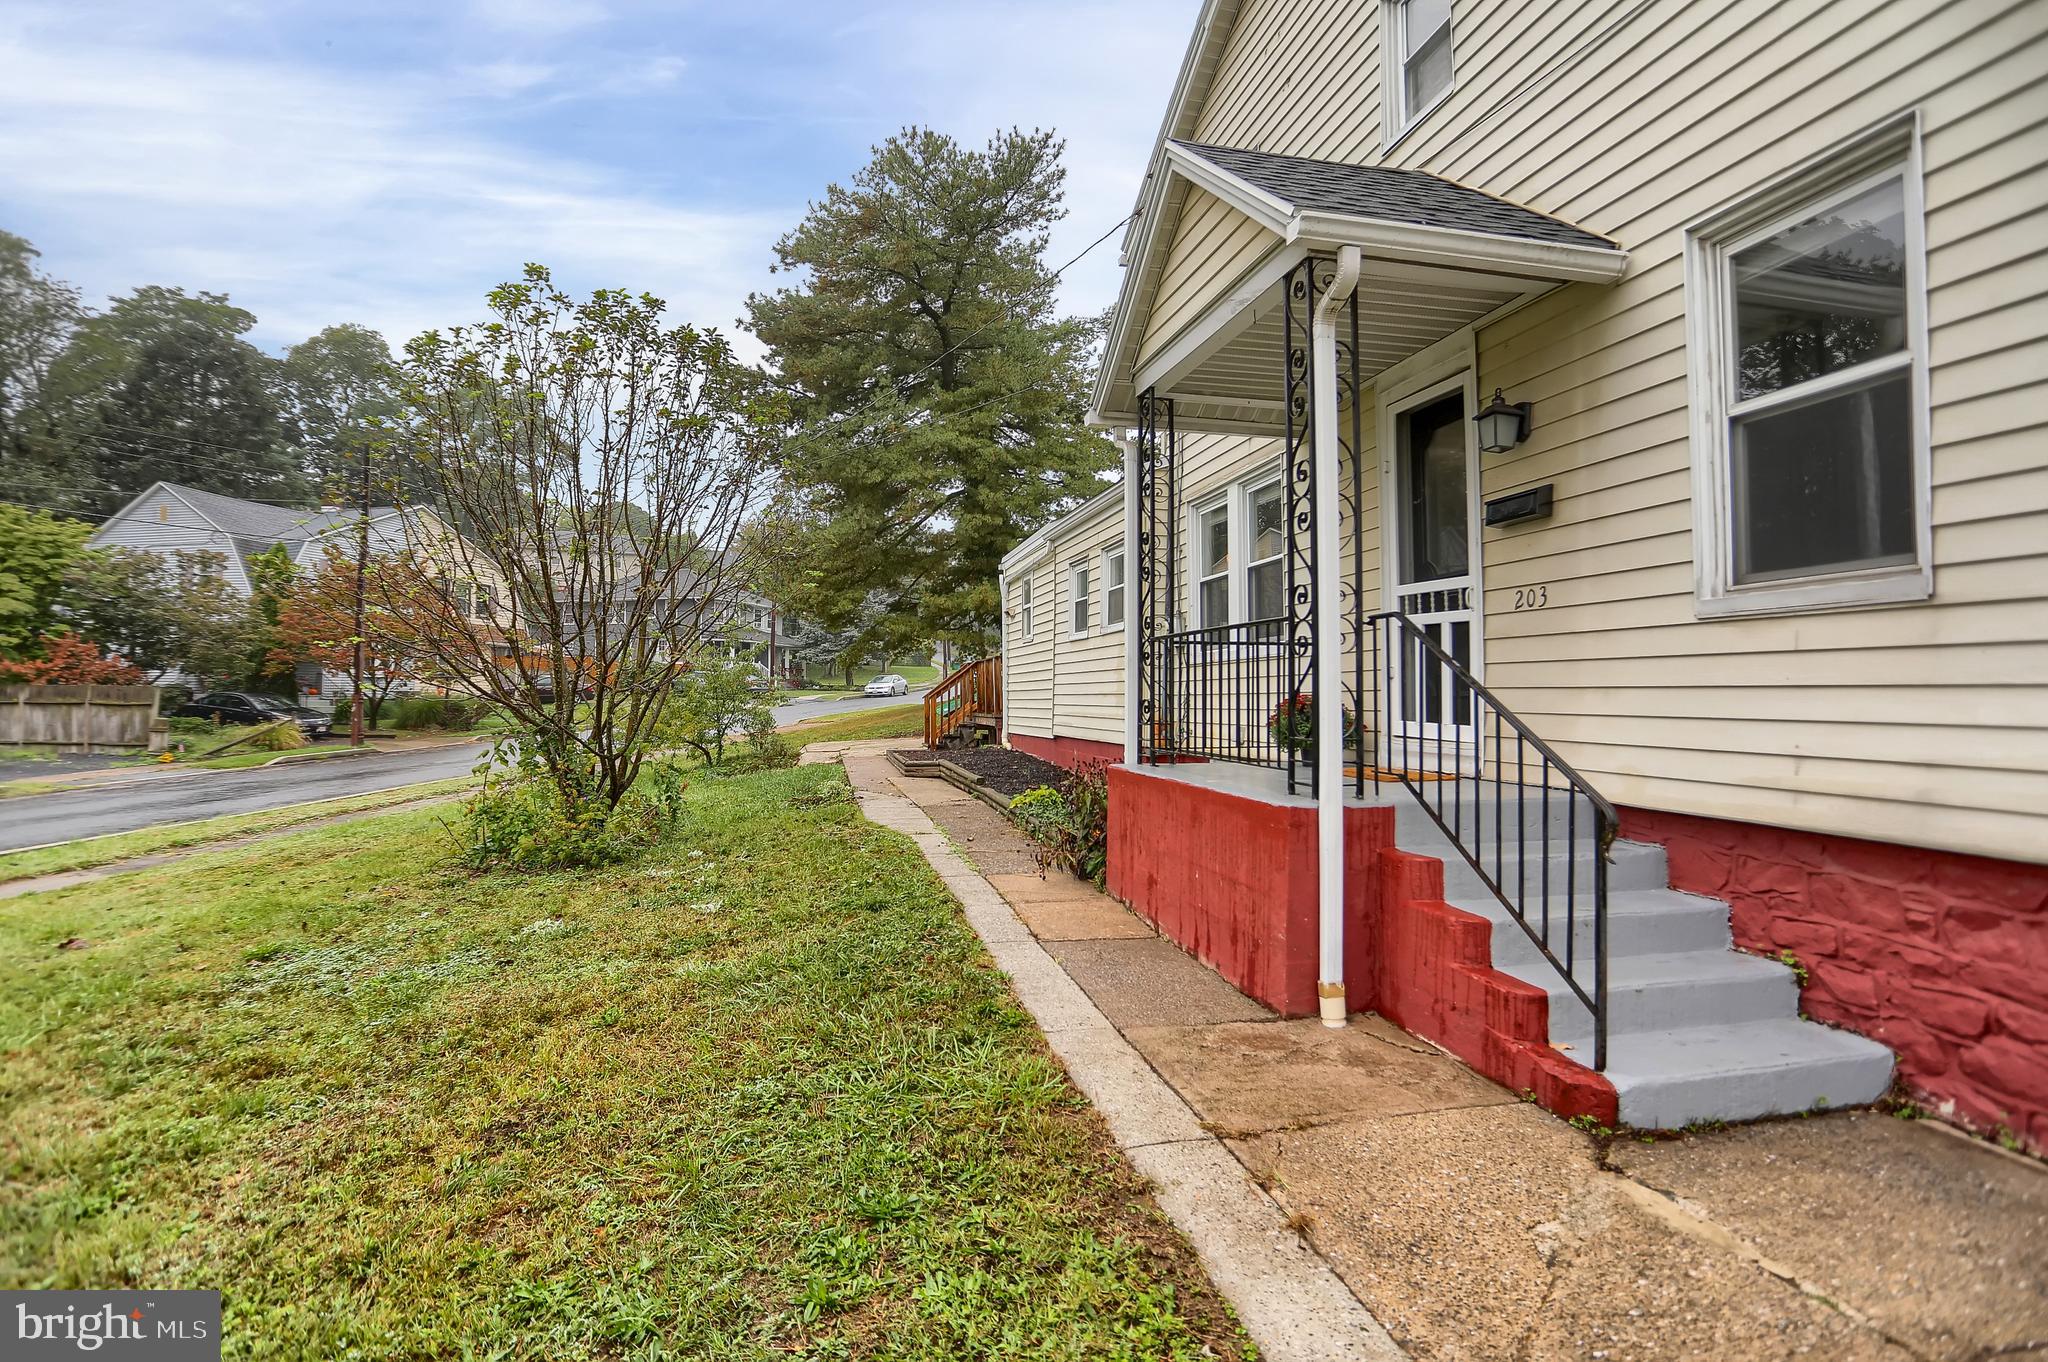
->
[0,765,1251,1359]
[783,703,925,746]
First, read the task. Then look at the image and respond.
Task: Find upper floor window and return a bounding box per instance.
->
[1102,545,1126,629]
[1685,118,1929,616]
[1383,0,1452,144]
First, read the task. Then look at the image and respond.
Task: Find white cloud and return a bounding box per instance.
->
[0,30,782,357]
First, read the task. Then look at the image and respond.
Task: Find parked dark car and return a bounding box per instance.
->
[177,692,333,740]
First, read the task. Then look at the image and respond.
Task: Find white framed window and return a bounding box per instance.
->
[1244,479,1285,622]
[1017,575,1035,640]
[1381,0,1453,147]
[1685,117,1930,617]
[1102,545,1126,629]
[1068,558,1091,636]
[1195,498,1231,627]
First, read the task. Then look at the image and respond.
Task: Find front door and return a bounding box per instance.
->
[1385,377,1482,770]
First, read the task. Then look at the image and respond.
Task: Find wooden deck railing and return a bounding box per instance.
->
[923,657,1002,748]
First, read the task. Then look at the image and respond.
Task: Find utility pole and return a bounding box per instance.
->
[350,443,369,748]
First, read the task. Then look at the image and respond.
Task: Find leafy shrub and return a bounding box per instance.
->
[653,654,776,767]
[388,694,492,730]
[456,754,690,871]
[1008,761,1111,885]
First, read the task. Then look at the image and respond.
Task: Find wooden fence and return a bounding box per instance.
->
[0,684,164,752]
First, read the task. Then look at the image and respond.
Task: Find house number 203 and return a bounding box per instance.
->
[1512,586,1549,610]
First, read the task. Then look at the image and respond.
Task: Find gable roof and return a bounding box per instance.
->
[1172,141,1616,250]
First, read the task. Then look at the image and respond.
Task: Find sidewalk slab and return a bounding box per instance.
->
[1126,1017,1515,1135]
[1044,937,1275,1028]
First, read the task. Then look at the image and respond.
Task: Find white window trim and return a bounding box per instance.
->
[1379,0,1455,154]
[1067,557,1092,637]
[1683,113,1932,619]
[1017,575,1036,642]
[1101,542,1126,632]
[1192,493,1235,628]
[1242,474,1286,622]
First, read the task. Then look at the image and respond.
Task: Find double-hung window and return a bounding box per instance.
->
[1382,0,1453,144]
[1017,576,1035,640]
[1102,546,1126,628]
[1196,500,1231,627]
[1245,481,1285,622]
[1686,119,1929,616]
[1068,559,1091,636]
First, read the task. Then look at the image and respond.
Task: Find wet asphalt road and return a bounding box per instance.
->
[0,688,928,852]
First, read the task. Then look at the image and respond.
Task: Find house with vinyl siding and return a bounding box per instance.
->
[997,0,2048,1145]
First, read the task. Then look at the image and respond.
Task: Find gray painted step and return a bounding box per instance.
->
[1602,1020,1896,1129]
[1382,786,1895,1128]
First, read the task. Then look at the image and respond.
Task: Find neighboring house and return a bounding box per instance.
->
[999,0,2046,1147]
[87,482,494,704]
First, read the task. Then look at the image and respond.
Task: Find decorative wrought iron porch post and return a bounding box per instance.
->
[1135,389,1173,765]
[1281,263,1320,797]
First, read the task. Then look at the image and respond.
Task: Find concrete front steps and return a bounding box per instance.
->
[1387,791,1894,1130]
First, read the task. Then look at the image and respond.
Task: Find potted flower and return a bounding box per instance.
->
[1268,694,1359,759]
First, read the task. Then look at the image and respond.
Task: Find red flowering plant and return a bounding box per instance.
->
[1267,693,1358,759]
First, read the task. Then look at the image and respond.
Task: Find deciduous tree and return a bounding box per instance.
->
[389,266,773,809]
[0,503,90,656]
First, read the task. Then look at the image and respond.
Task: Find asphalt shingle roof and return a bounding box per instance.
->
[1174,140,1616,250]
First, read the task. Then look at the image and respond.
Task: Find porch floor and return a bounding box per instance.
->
[827,737,2048,1362]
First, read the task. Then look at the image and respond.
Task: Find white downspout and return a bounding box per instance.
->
[1121,435,1141,767]
[1312,245,1362,1027]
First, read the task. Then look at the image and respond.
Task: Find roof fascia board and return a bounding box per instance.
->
[1091,0,1244,421]
[1001,480,1127,573]
[85,480,182,544]
[1288,212,1630,283]
[1162,141,1295,233]
[1135,242,1307,395]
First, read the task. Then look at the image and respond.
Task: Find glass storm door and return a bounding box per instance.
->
[1388,386,1481,769]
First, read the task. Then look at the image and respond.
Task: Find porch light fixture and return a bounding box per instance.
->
[1474,388,1531,454]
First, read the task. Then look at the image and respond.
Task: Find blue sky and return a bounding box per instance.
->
[0,0,1190,360]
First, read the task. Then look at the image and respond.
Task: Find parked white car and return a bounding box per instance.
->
[864,674,909,697]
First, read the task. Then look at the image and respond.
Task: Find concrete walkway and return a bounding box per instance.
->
[816,739,2048,1362]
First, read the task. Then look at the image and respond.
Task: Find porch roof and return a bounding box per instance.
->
[1089,143,1631,434]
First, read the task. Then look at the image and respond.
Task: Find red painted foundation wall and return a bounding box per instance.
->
[1107,766,1615,1122]
[1621,806,2048,1153]
[1007,733,1124,771]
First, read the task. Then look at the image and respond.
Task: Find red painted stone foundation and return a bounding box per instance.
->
[1007,733,1124,771]
[1107,765,1615,1121]
[1621,806,2048,1154]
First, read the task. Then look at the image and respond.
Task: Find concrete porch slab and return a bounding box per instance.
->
[1126,1016,1516,1135]
[1045,937,1276,1028]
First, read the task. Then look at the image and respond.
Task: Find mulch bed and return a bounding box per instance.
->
[892,745,1070,799]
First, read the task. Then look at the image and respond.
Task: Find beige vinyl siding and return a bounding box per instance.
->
[1003,553,1057,738]
[1426,0,2048,862]
[1002,492,1128,746]
[1194,0,1379,160]
[1116,0,2048,859]
[1142,187,1279,362]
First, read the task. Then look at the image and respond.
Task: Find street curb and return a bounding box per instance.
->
[261,746,381,768]
[841,766,1405,1362]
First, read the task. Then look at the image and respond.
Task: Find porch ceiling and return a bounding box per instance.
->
[1156,263,1534,435]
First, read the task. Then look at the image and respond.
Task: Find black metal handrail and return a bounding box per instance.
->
[1365,611,1614,1070]
[1149,619,1292,768]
